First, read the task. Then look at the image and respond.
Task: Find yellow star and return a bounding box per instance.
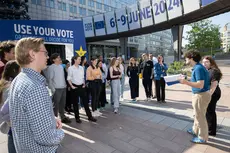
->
[75,46,86,57]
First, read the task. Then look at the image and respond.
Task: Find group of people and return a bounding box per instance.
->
[180,50,222,143]
[0,37,223,153]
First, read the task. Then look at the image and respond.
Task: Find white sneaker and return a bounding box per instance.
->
[120,98,124,101]
[96,110,102,115]
[114,108,118,114]
[92,111,99,117]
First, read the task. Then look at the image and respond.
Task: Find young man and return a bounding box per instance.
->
[140,53,154,101]
[9,37,64,152]
[67,55,97,123]
[180,50,211,143]
[48,53,71,123]
[0,41,15,77]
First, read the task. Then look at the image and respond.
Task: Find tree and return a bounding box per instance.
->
[185,19,221,52]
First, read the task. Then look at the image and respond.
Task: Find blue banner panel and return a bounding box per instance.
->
[94,21,105,30]
[0,20,87,58]
[202,0,216,6]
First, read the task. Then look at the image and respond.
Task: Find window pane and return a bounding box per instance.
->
[37,0,41,5]
[79,0,86,5]
[69,4,73,13]
[32,0,36,4]
[50,0,54,8]
[96,2,102,9]
[58,2,62,10]
[63,3,66,11]
[74,6,77,13]
[46,0,50,7]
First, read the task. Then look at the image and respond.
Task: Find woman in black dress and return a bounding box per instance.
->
[127,57,139,102]
[202,56,222,136]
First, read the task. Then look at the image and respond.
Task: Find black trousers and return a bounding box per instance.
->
[155,78,166,101]
[206,86,221,135]
[65,87,72,112]
[90,80,101,111]
[99,82,106,108]
[129,78,139,99]
[71,84,92,120]
[142,78,152,98]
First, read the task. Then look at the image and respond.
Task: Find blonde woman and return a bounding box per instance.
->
[118,57,125,101]
[109,57,122,113]
[127,58,139,102]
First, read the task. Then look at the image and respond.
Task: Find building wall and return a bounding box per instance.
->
[28,0,173,57]
[221,24,230,52]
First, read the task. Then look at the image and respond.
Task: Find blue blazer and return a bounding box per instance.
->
[154,63,168,80]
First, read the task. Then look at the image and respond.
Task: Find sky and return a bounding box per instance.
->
[182,12,230,47]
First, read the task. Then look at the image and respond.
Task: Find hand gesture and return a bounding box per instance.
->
[55,117,62,129]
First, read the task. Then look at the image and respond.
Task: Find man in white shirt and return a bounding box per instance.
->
[67,55,97,123]
[48,53,71,123]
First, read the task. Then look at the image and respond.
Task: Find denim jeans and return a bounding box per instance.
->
[111,79,120,109]
[8,134,16,153]
[120,74,125,98]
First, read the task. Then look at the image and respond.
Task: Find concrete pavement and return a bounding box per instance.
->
[0,59,229,153]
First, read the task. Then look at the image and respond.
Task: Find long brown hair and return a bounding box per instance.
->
[110,57,117,67]
[0,60,20,104]
[203,56,223,79]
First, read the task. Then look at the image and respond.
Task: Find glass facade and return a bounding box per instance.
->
[27,0,173,57]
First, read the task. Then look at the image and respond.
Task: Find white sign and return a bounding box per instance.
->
[139,0,153,28]
[83,17,94,37]
[152,0,168,24]
[166,0,182,20]
[115,7,129,33]
[104,11,117,34]
[93,14,106,36]
[127,4,140,30]
[182,0,200,14]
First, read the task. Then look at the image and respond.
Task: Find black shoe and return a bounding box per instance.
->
[76,118,82,124]
[88,117,97,122]
[209,132,216,136]
[105,101,109,104]
[161,100,166,103]
[157,100,162,103]
[62,117,71,124]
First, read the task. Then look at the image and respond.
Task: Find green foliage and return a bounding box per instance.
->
[185,19,222,51]
[167,61,191,76]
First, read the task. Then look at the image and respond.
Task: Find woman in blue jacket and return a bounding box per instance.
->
[154,55,168,103]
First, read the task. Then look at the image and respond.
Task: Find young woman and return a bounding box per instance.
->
[67,55,96,123]
[110,57,122,113]
[154,55,168,103]
[0,60,20,153]
[202,56,222,136]
[118,57,125,101]
[127,57,139,102]
[98,60,107,110]
[86,57,102,116]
